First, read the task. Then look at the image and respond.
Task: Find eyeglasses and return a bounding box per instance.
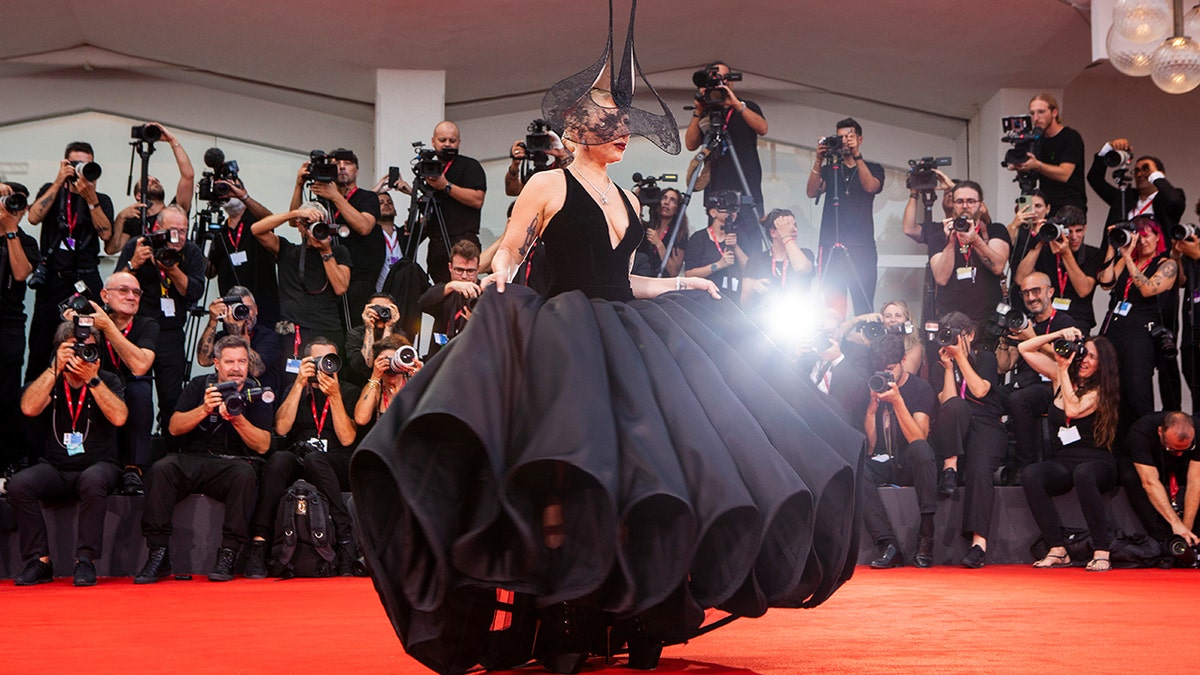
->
[105,286,144,297]
[1020,286,1051,297]
[451,266,478,276]
[953,198,980,206]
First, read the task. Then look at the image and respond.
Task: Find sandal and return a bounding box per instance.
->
[1032,552,1071,568]
[1085,556,1111,572]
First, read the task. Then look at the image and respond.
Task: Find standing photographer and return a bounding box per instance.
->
[505,123,572,197]
[204,177,281,330]
[805,118,885,318]
[105,123,195,253]
[926,181,1011,327]
[633,187,688,279]
[0,183,40,474]
[740,208,813,316]
[1005,93,1086,215]
[684,193,749,302]
[24,141,116,380]
[194,288,281,393]
[1013,205,1101,334]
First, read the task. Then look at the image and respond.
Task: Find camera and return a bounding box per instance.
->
[59,281,94,316]
[692,65,742,105]
[306,150,339,183]
[27,263,48,290]
[71,342,101,363]
[1170,223,1199,241]
[1103,148,1132,169]
[130,124,163,144]
[1150,322,1178,359]
[1166,535,1200,568]
[221,296,250,322]
[859,321,887,341]
[708,189,748,214]
[309,220,349,241]
[1037,219,1068,243]
[2,192,27,213]
[906,156,952,192]
[525,118,554,154]
[1108,221,1137,248]
[197,147,241,202]
[70,161,102,183]
[369,304,392,321]
[936,324,962,347]
[868,371,895,394]
[1052,337,1087,358]
[631,172,678,208]
[214,380,275,417]
[411,144,445,180]
[144,228,182,267]
[308,352,342,384]
[73,314,94,342]
[389,344,419,373]
[1000,115,1042,169]
[819,135,846,157]
[951,216,972,233]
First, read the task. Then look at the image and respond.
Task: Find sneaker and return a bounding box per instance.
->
[134,546,172,584]
[243,541,269,579]
[336,541,356,577]
[208,546,238,582]
[961,544,987,569]
[15,558,53,586]
[73,559,98,587]
[119,469,144,496]
[938,467,958,498]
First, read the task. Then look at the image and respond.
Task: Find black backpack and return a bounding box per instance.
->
[271,480,337,578]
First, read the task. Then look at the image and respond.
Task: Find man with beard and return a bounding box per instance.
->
[105,123,195,252]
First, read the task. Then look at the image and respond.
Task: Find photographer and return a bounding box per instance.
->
[929,312,1008,568]
[0,182,40,474]
[858,335,939,569]
[250,203,352,369]
[740,208,814,316]
[504,124,572,197]
[632,187,688,278]
[1117,411,1200,553]
[901,168,957,245]
[290,148,381,326]
[24,141,116,380]
[136,335,273,584]
[105,123,195,253]
[355,335,422,430]
[11,321,126,586]
[1003,190,1049,308]
[926,181,1011,328]
[1005,93,1086,215]
[115,205,206,431]
[195,287,281,393]
[344,293,402,385]
[244,338,359,578]
[1017,329,1121,571]
[204,179,281,330]
[361,189,408,291]
[418,240,481,359]
[838,300,923,375]
[1096,216,1176,432]
[1087,141,1186,228]
[684,192,750,301]
[685,61,767,222]
[1174,210,1200,415]
[805,118,885,317]
[1013,205,1101,334]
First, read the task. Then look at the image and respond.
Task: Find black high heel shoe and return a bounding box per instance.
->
[623,616,664,670]
[535,602,590,674]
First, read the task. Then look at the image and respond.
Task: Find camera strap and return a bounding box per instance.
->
[297,245,330,295]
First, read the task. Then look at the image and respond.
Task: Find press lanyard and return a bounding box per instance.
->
[1122,257,1154,302]
[64,381,88,432]
[772,257,788,288]
[310,395,330,438]
[227,222,244,250]
[332,187,358,223]
[105,320,134,369]
[1055,254,1069,296]
[709,228,726,257]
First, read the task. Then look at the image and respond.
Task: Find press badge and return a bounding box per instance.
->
[64,432,85,456]
[1193,288,1200,304]
[956,266,976,282]
[62,238,76,250]
[286,358,303,374]
[160,297,176,317]
[1052,297,1071,311]
[1057,426,1081,446]
[230,251,248,266]
[432,333,449,346]
[308,438,328,453]
[1115,301,1132,317]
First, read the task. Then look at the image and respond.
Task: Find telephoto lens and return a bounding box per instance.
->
[389,345,418,373]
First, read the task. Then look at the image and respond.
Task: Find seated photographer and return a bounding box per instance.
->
[344,293,403,385]
[1017,330,1121,571]
[289,148,381,326]
[926,181,1011,329]
[251,202,352,374]
[355,335,422,432]
[1116,411,1200,554]
[858,335,938,569]
[114,205,206,434]
[929,312,1007,568]
[418,239,481,359]
[632,187,688,279]
[805,311,870,427]
[11,320,126,586]
[63,271,159,496]
[837,300,923,376]
[244,338,359,578]
[1013,205,1101,334]
[136,335,273,584]
[740,208,813,316]
[504,125,572,197]
[998,273,1078,479]
[204,179,280,330]
[195,287,281,393]
[684,193,749,302]
[1005,93,1086,215]
[105,123,195,253]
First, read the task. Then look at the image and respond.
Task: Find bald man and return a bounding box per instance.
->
[421,121,487,283]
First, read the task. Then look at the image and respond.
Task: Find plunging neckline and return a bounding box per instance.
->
[569,167,630,251]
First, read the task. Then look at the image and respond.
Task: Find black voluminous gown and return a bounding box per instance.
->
[350,170,866,675]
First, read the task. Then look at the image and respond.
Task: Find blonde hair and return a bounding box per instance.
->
[1030,92,1062,124]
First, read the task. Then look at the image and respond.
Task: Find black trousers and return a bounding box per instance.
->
[1115,454,1196,543]
[153,327,188,433]
[120,378,160,468]
[303,450,355,545]
[1006,382,1053,470]
[859,439,937,546]
[1182,341,1200,415]
[0,318,29,469]
[141,453,257,551]
[6,461,121,562]
[1105,315,1157,435]
[27,269,103,382]
[932,397,1008,539]
[1021,446,1117,551]
[819,244,877,318]
[250,450,302,541]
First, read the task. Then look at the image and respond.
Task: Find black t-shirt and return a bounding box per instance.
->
[418,282,477,358]
[741,246,815,316]
[932,350,1005,421]
[1011,310,1077,389]
[275,238,352,332]
[33,184,115,272]
[1031,244,1103,332]
[206,214,281,328]
[36,370,124,471]
[98,315,160,383]
[208,328,282,394]
[173,375,274,457]
[114,238,207,332]
[817,160,886,249]
[871,373,936,455]
[0,230,42,319]
[1125,412,1198,487]
[685,228,742,299]
[331,187,384,293]
[1034,126,1087,215]
[928,221,1013,327]
[1109,254,1167,319]
[431,155,486,241]
[284,382,361,453]
[702,100,765,211]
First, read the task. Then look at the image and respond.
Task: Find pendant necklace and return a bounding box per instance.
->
[575,168,614,205]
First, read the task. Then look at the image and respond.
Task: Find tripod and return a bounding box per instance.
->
[125,138,157,236]
[815,151,875,316]
[180,202,227,384]
[402,179,454,264]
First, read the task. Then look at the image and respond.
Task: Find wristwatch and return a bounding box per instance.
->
[320,252,334,262]
[4,231,15,239]
[87,376,102,388]
[443,183,453,195]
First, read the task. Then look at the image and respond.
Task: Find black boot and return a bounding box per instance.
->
[336,541,356,577]
[209,547,238,582]
[624,616,664,670]
[534,603,589,674]
[244,540,269,579]
[134,546,171,584]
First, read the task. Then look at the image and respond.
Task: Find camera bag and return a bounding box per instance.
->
[271,479,336,578]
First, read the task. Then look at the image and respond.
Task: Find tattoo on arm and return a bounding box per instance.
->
[198,328,215,359]
[516,215,538,258]
[1145,260,1178,292]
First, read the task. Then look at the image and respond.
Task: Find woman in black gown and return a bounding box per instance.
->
[348,4,866,674]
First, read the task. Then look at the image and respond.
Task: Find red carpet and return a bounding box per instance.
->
[4,566,1200,673]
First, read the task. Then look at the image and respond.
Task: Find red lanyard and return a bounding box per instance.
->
[709,228,726,257]
[310,395,330,438]
[105,320,134,369]
[1040,309,1056,333]
[227,222,244,250]
[772,257,788,288]
[332,186,358,223]
[384,229,399,258]
[293,325,303,358]
[1122,257,1154,302]
[65,193,79,240]
[442,159,455,177]
[1130,198,1154,219]
[157,268,172,297]
[1055,254,1069,296]
[959,225,983,265]
[64,381,88,431]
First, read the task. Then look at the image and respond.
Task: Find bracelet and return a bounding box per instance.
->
[365,379,381,389]
[852,154,863,160]
[320,252,334,262]
[811,168,821,175]
[738,102,747,112]
[676,277,684,291]
[710,262,719,273]
[88,202,100,210]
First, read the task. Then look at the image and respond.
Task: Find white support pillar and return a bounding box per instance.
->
[374,69,446,184]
